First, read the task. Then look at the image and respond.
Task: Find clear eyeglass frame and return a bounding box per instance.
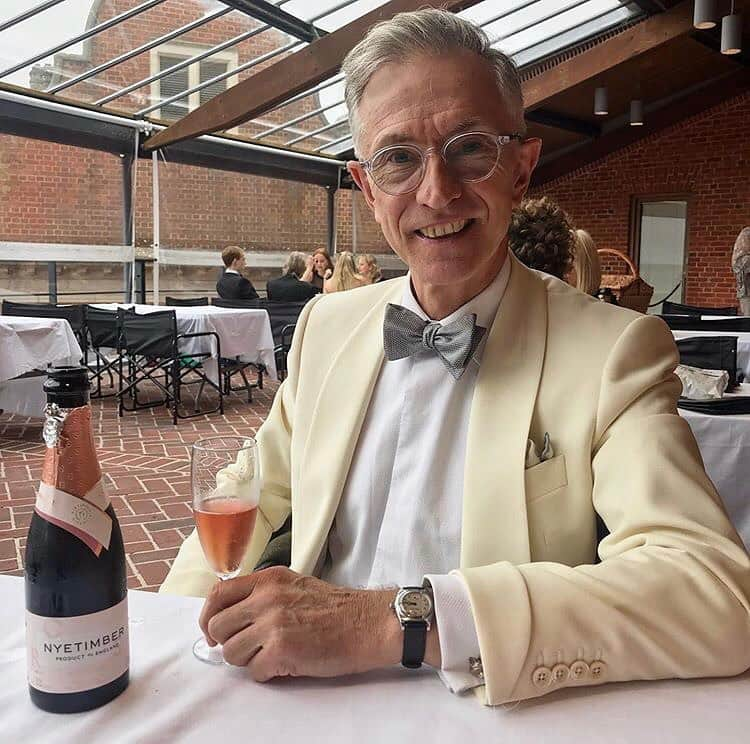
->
[360,131,524,196]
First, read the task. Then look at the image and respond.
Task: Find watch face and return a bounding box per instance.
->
[400,590,432,620]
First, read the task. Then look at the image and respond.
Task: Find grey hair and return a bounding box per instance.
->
[342,8,525,155]
[283,251,308,278]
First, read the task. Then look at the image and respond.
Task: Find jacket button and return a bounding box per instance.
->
[589,661,606,679]
[570,660,589,680]
[532,666,552,689]
[551,663,570,684]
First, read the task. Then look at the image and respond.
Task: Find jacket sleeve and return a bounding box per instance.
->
[160,297,320,597]
[458,314,750,705]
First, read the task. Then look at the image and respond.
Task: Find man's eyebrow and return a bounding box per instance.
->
[370,118,487,151]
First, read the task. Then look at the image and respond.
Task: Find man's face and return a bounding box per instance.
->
[348,51,540,295]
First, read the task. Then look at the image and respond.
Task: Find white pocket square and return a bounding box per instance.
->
[525,433,554,469]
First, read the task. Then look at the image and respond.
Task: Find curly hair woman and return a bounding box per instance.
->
[508,197,575,280]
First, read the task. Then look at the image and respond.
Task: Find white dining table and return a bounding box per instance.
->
[1,575,748,744]
[672,329,750,379]
[93,304,277,382]
[680,384,750,549]
[0,317,82,416]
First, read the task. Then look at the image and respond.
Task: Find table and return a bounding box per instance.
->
[672,329,750,379]
[94,304,277,382]
[0,317,82,416]
[2,576,748,744]
[680,384,750,549]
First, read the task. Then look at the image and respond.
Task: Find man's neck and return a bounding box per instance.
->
[410,250,508,320]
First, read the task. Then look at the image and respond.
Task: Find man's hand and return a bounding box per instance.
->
[198,567,403,681]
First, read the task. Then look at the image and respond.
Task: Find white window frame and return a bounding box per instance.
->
[149,41,239,122]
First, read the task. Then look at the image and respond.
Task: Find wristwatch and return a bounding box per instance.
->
[391,583,434,669]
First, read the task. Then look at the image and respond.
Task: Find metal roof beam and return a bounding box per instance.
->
[217,0,327,42]
[95,0,293,106]
[0,0,67,34]
[0,0,167,79]
[49,6,232,94]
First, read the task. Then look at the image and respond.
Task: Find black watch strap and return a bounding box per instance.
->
[402,621,427,669]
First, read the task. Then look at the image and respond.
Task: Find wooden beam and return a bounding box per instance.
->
[525,108,601,137]
[523,1,695,111]
[144,0,481,152]
[531,68,750,186]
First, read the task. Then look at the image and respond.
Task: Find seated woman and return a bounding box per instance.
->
[301,249,334,291]
[508,196,574,280]
[324,251,367,294]
[357,253,382,284]
[568,229,602,296]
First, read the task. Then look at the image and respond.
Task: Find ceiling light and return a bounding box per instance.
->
[594,87,608,116]
[693,0,717,29]
[721,9,743,54]
[630,99,644,126]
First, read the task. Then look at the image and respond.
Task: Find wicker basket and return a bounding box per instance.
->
[598,248,654,314]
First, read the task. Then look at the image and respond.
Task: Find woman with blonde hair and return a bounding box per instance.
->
[357,253,382,284]
[324,251,367,293]
[569,229,602,296]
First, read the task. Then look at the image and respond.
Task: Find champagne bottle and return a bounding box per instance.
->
[25,366,129,713]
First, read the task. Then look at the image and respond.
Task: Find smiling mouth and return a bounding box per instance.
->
[415,219,473,239]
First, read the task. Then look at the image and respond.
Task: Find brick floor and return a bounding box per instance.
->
[0,379,278,592]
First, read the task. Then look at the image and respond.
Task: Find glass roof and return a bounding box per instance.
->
[0,0,646,158]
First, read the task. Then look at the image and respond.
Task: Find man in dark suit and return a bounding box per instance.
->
[216,245,259,300]
[266,251,321,302]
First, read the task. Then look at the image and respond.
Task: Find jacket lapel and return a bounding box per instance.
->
[461,256,548,568]
[292,279,405,574]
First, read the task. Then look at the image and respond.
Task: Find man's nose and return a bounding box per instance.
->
[414,153,461,209]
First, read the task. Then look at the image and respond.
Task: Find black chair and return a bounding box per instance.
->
[662,300,737,316]
[2,300,88,359]
[85,306,129,398]
[117,309,223,425]
[661,315,750,332]
[165,296,209,307]
[676,336,740,389]
[212,298,262,309]
[263,301,307,381]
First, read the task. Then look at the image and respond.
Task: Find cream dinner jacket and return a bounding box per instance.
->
[162,254,750,705]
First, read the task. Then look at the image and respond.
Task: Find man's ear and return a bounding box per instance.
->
[511,138,542,208]
[347,161,376,210]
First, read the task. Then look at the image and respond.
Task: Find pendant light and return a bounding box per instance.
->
[693,0,717,29]
[594,86,608,116]
[630,99,644,126]
[721,2,743,55]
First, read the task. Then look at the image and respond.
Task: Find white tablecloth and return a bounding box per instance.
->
[0,317,82,416]
[672,329,750,379]
[680,385,750,549]
[1,576,748,744]
[94,304,277,382]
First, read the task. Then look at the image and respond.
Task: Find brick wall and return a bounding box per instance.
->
[531,91,750,308]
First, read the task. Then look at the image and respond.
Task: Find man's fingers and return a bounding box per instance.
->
[198,574,259,639]
[221,623,264,668]
[207,598,256,645]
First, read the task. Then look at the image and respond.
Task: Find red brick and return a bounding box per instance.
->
[137,561,170,586]
[0,540,16,561]
[151,529,184,549]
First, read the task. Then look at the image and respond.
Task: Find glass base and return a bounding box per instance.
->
[193,636,226,665]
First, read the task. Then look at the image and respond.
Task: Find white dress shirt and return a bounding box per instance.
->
[321,258,510,692]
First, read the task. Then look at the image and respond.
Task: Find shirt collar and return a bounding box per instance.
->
[400,254,511,331]
[225,269,239,275]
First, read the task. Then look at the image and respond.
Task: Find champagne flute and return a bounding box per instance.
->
[191,436,260,664]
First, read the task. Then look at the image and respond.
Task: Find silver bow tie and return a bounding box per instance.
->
[383,303,486,380]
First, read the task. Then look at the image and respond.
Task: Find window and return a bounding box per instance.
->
[150,43,238,122]
[631,198,690,313]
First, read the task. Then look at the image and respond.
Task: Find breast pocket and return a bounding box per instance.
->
[525,454,567,504]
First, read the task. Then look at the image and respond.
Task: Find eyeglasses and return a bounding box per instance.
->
[360,131,524,196]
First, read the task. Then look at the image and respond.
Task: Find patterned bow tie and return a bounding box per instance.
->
[382,303,486,380]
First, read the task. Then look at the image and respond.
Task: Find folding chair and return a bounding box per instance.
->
[85,306,128,398]
[212,298,263,309]
[165,296,209,306]
[117,309,223,425]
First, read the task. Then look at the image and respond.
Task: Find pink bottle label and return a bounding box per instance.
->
[26,598,129,694]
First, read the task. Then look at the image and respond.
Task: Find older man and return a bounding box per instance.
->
[163,10,750,704]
